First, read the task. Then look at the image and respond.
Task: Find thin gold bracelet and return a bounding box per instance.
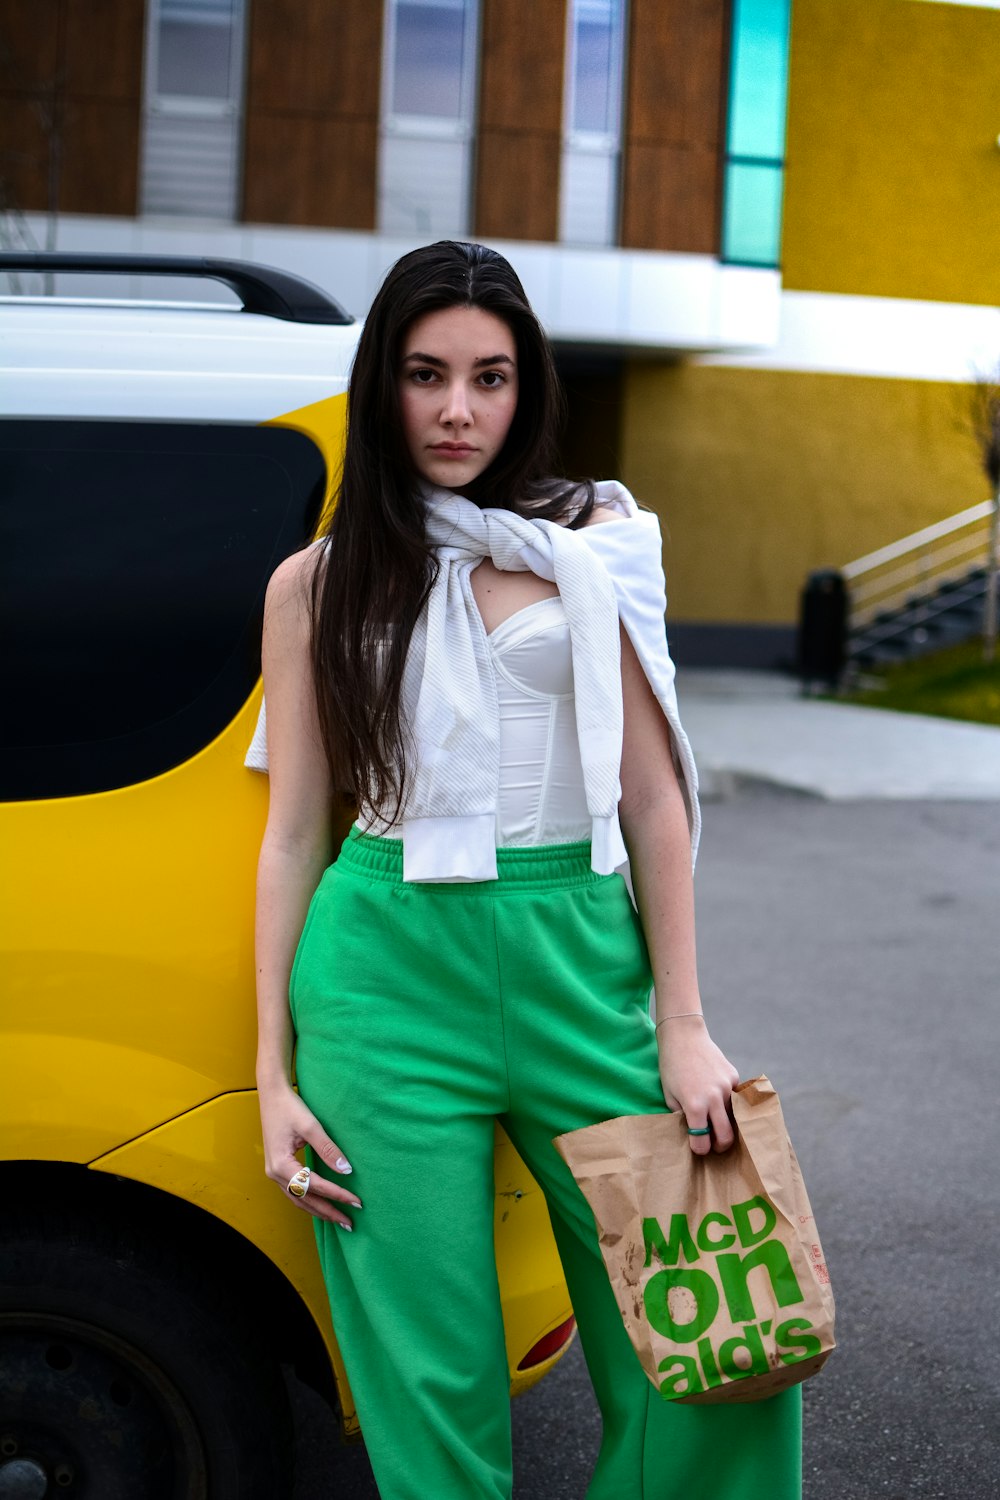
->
[655,1012,705,1027]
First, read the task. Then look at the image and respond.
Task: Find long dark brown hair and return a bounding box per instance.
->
[312,239,594,820]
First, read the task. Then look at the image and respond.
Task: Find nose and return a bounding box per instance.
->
[441,380,472,429]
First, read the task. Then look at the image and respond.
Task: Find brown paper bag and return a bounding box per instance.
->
[553,1076,835,1404]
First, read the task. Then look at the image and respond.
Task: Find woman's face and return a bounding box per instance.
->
[397,304,519,493]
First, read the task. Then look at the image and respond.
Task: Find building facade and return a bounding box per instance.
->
[3,0,998,664]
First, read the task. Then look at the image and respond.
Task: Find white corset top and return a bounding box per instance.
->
[365,594,591,848]
[488,595,591,847]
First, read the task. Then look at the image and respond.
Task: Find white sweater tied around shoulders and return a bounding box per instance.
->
[245,479,700,883]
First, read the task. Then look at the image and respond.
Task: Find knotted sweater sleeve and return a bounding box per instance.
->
[580,481,701,868]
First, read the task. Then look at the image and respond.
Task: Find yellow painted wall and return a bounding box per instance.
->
[621,363,985,624]
[782,0,1000,305]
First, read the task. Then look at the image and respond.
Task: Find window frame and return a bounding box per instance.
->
[559,0,628,247]
[562,0,627,155]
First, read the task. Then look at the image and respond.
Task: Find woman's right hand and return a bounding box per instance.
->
[259,1082,362,1230]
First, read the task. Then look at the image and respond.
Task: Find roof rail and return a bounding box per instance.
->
[0,252,355,326]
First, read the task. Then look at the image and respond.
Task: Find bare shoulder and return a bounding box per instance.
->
[266,543,326,615]
[582,503,624,527]
[264,543,325,646]
[268,541,325,601]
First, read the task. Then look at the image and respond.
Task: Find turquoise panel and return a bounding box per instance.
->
[727,0,792,159]
[723,0,792,266]
[722,162,784,267]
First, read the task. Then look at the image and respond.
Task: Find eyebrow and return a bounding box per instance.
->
[402,351,516,369]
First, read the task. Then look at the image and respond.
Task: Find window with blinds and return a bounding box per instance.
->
[559,0,626,247]
[140,0,248,220]
[378,0,480,237]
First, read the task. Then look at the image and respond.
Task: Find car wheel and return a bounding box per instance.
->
[0,1211,295,1500]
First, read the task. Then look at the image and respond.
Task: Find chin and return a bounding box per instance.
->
[426,464,486,489]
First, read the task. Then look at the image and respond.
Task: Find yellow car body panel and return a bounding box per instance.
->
[1,692,272,1160]
[265,390,351,532]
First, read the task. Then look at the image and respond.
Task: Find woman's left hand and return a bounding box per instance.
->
[656,1017,740,1156]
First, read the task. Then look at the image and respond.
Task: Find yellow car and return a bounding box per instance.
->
[0,252,575,1499]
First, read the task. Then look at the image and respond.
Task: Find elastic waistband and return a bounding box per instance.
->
[337,826,609,893]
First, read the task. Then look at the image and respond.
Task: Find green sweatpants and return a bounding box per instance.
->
[291,830,801,1500]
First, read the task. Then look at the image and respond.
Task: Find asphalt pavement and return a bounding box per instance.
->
[291,675,1000,1499]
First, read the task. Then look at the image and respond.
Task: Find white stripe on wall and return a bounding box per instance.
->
[906,2,1000,11]
[698,291,1000,383]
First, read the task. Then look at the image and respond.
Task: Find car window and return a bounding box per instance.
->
[0,420,325,800]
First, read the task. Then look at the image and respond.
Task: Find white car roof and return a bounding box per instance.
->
[0,298,360,422]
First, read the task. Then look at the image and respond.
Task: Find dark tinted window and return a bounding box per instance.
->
[0,420,326,800]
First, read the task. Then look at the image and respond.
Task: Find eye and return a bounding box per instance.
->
[408,367,439,385]
[478,370,507,389]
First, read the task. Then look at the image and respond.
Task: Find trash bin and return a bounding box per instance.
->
[798,569,847,687]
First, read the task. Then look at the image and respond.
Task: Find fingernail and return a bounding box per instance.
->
[337,1221,353,1232]
[352,1199,363,1209]
[335,1157,352,1173]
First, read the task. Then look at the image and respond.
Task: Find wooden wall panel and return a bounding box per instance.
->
[0,98,51,207]
[477,0,564,135]
[0,0,61,92]
[621,0,728,253]
[243,0,381,227]
[247,0,381,116]
[0,0,60,215]
[622,143,721,251]
[0,0,142,216]
[60,97,141,215]
[475,131,560,243]
[474,0,566,242]
[64,0,145,100]
[243,114,378,230]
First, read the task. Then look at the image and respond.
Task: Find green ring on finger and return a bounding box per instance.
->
[687,1126,711,1137]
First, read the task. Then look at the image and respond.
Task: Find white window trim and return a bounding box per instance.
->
[565,131,621,155]
[382,114,475,142]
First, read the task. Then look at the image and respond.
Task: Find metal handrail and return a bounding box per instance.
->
[841,501,992,579]
[850,532,988,613]
[843,500,994,631]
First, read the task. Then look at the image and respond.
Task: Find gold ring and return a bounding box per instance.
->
[287,1167,311,1199]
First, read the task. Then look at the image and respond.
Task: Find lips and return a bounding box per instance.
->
[430,443,475,456]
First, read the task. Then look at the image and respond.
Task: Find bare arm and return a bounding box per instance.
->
[254,548,362,1226]
[617,624,740,1154]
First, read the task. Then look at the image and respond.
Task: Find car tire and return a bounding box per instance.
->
[0,1200,296,1500]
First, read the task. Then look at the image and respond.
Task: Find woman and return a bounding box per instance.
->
[250,240,801,1499]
